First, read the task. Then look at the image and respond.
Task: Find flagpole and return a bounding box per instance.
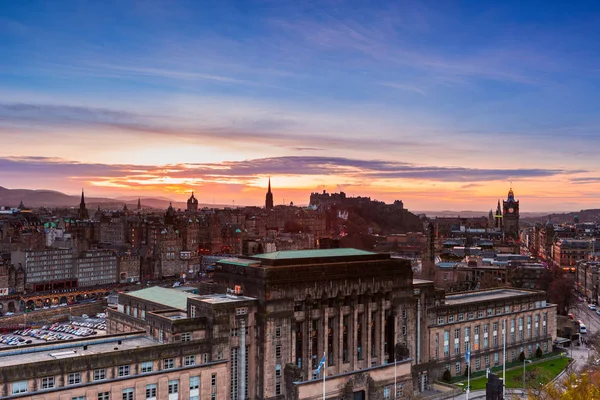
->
[466,342,470,400]
[322,351,326,400]
[503,319,506,399]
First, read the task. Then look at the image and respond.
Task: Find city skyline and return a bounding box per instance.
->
[2,1,600,211]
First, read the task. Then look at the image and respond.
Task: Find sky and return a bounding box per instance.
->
[1,0,600,212]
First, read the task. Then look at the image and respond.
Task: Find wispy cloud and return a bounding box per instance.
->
[0,156,585,186]
[378,82,426,95]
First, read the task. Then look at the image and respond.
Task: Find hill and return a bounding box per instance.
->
[0,186,224,210]
[523,209,600,224]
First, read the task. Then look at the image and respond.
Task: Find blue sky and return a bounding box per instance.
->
[1,0,600,211]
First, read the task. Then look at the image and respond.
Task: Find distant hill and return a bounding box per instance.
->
[0,186,225,210]
[414,210,552,219]
[522,209,600,224]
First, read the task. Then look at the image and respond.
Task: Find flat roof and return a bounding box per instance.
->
[445,288,537,305]
[251,248,376,260]
[196,293,256,304]
[125,286,197,310]
[0,334,155,368]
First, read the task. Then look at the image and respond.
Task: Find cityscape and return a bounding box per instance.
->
[2,1,600,400]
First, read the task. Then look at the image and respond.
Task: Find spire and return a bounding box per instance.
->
[80,189,85,206]
[265,177,274,210]
[137,198,141,210]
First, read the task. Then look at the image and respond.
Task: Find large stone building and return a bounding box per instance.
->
[11,248,76,291]
[0,331,227,400]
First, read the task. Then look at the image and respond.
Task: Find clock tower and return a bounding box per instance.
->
[502,187,520,240]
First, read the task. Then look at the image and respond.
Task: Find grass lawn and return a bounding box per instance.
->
[463,358,571,391]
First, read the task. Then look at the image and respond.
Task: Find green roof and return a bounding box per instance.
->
[251,248,376,261]
[126,286,195,310]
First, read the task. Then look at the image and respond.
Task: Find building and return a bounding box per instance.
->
[74,250,118,287]
[553,239,593,271]
[213,249,416,399]
[265,178,274,210]
[77,189,89,221]
[118,251,141,283]
[11,248,76,291]
[425,288,557,381]
[187,192,199,213]
[0,332,227,400]
[108,286,259,400]
[502,188,519,240]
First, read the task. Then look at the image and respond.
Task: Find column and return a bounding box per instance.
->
[380,298,386,364]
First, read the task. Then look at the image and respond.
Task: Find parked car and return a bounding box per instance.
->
[589,304,596,311]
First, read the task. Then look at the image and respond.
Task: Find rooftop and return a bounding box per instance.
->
[125,286,197,310]
[195,293,257,304]
[0,333,155,368]
[251,248,376,260]
[445,288,539,305]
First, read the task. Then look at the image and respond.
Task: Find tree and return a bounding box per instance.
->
[547,273,576,315]
[519,351,526,362]
[530,371,600,399]
[442,369,452,382]
[536,346,543,358]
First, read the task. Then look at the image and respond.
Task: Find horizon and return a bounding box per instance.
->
[2,1,600,212]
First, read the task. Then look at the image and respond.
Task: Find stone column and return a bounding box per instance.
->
[366,299,372,367]
[380,298,386,364]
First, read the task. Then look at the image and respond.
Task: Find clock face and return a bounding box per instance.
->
[508,208,514,213]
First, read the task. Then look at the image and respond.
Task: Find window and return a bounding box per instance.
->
[276,382,282,395]
[276,345,282,358]
[146,384,157,399]
[455,362,461,374]
[118,365,130,377]
[94,368,106,381]
[185,355,196,366]
[468,312,474,319]
[438,316,445,325]
[383,386,391,399]
[487,308,493,316]
[181,332,192,342]
[12,381,27,395]
[443,330,450,357]
[122,388,134,400]
[211,373,217,400]
[164,358,175,369]
[190,375,200,390]
[168,380,179,394]
[276,363,282,377]
[68,372,82,385]
[72,397,85,400]
[458,313,464,321]
[485,355,490,367]
[98,393,110,400]
[190,305,197,318]
[494,352,499,365]
[475,357,481,370]
[41,377,55,389]
[141,361,153,373]
[275,326,282,337]
[397,383,404,397]
[448,315,455,323]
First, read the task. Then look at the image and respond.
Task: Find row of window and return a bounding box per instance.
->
[447,342,549,375]
[437,302,547,325]
[439,314,548,358]
[19,374,212,400]
[11,357,204,395]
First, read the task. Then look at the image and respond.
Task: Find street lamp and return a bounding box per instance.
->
[523,359,532,395]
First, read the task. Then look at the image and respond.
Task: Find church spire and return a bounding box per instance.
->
[137,197,141,210]
[265,177,274,210]
[78,189,89,220]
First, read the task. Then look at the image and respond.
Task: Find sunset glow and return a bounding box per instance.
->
[2,1,600,212]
